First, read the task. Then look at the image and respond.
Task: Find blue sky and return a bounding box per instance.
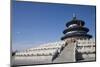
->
[12,1,96,51]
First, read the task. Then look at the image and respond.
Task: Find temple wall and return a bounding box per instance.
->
[12,56,53,65]
[12,41,66,65]
[12,39,96,66]
[76,39,96,61]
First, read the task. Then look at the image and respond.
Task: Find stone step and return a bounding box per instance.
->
[53,43,76,63]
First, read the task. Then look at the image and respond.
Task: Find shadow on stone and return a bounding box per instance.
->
[76,50,84,62]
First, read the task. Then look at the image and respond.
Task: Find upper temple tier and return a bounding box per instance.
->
[66,19,85,27]
[61,15,92,40]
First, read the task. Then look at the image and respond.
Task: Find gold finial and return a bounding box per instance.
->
[73,13,76,20]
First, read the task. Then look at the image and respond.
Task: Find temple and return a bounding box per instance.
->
[61,14,92,40]
[12,15,96,66]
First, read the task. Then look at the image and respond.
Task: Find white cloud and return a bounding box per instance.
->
[16,32,21,34]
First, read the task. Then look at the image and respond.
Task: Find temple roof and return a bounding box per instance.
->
[66,19,85,27]
[63,26,89,34]
[61,33,92,40]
